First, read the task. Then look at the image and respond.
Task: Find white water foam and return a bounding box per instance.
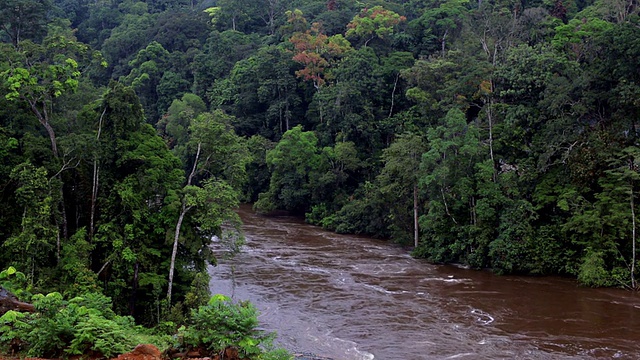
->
[445,352,476,359]
[471,308,495,325]
[303,266,332,274]
[362,283,409,295]
[421,277,471,283]
[327,334,375,360]
[271,256,298,266]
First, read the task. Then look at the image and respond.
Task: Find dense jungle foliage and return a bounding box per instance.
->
[0,0,639,344]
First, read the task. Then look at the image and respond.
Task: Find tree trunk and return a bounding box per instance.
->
[413,183,419,248]
[631,187,636,289]
[167,143,201,303]
[389,73,400,118]
[441,29,448,57]
[129,262,139,316]
[29,99,58,157]
[56,220,61,261]
[486,95,496,182]
[167,204,190,303]
[28,98,69,240]
[90,108,106,240]
[90,164,99,238]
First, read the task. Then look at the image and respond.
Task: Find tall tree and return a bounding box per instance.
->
[0,0,50,47]
[2,33,103,241]
[345,5,406,47]
[418,108,485,263]
[407,0,469,56]
[289,19,352,124]
[167,110,248,303]
[2,37,88,157]
[380,133,426,247]
[255,125,322,214]
[4,163,57,281]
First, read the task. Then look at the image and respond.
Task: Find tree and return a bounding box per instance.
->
[552,17,613,62]
[100,9,157,78]
[159,93,207,153]
[167,110,248,303]
[256,0,286,35]
[600,147,640,289]
[4,163,57,281]
[563,147,640,288]
[2,33,104,241]
[345,6,406,47]
[192,30,261,100]
[406,0,469,56]
[205,0,253,32]
[402,54,465,120]
[2,37,87,157]
[289,18,352,125]
[222,45,302,139]
[418,108,485,263]
[306,140,362,227]
[380,133,426,247]
[289,21,352,90]
[0,0,50,47]
[255,125,322,214]
[122,41,190,123]
[88,82,184,318]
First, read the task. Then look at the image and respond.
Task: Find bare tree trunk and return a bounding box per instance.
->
[441,187,458,224]
[56,222,61,261]
[29,99,58,157]
[486,95,496,183]
[167,204,191,303]
[167,143,201,303]
[315,86,325,123]
[90,165,99,238]
[441,29,448,57]
[28,98,69,240]
[413,184,419,248]
[471,196,477,225]
[59,187,68,240]
[90,108,106,240]
[285,100,290,131]
[389,73,400,118]
[631,187,637,289]
[129,262,139,316]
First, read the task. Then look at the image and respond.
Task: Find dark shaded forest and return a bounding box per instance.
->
[0,0,639,339]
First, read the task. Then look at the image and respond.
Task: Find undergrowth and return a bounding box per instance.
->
[0,267,291,359]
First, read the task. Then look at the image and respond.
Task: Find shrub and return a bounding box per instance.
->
[0,290,167,358]
[0,267,31,300]
[178,294,291,359]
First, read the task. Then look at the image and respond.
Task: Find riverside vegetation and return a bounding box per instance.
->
[0,0,639,357]
[0,267,290,359]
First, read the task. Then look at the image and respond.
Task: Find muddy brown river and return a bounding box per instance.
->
[209,205,640,359]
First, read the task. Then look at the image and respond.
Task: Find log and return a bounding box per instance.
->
[0,287,35,316]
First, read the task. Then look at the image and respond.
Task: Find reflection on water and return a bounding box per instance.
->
[209,205,640,359]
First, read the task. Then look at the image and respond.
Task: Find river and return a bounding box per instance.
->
[208,205,640,359]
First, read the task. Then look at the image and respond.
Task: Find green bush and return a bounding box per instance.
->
[178,294,291,359]
[0,310,29,354]
[0,266,31,300]
[578,249,612,287]
[67,310,133,357]
[1,268,290,360]
[0,290,166,358]
[258,348,294,360]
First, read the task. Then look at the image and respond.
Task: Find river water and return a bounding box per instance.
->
[209,205,640,359]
